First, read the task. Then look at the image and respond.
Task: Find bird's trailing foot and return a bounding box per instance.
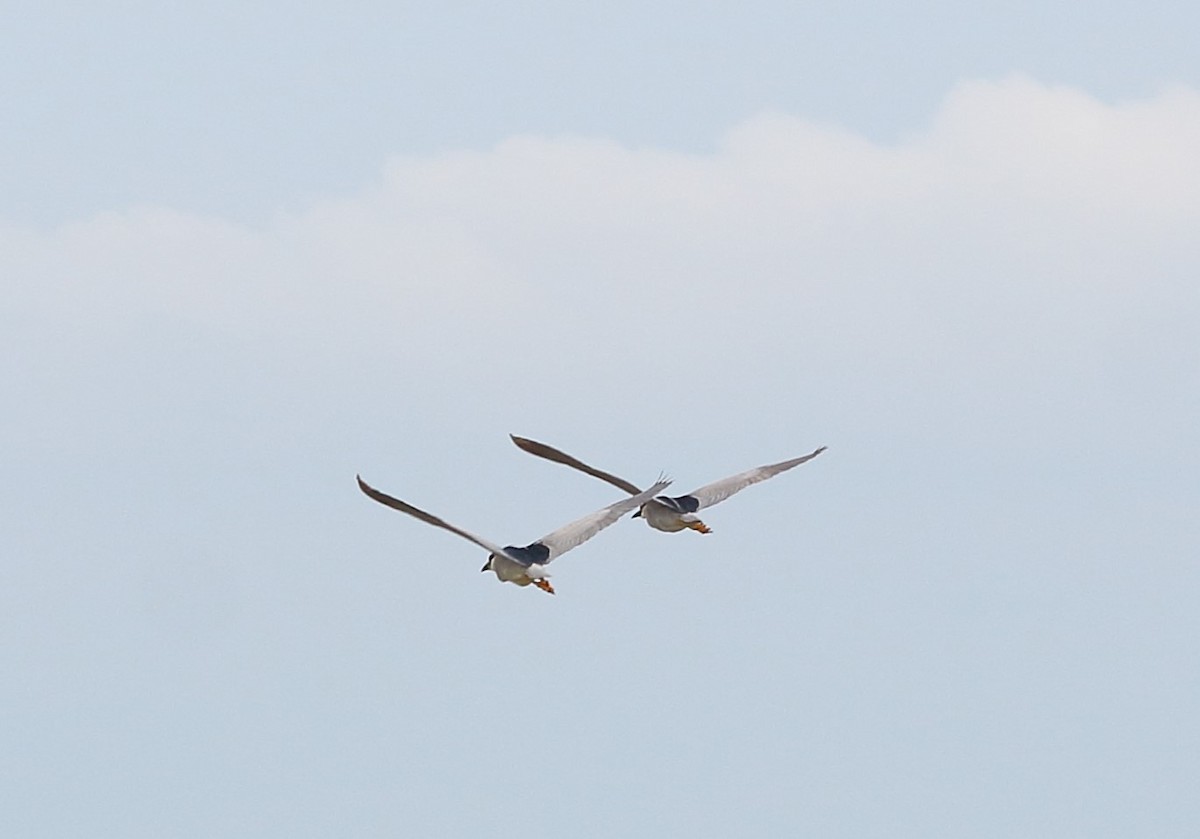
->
[532,578,556,595]
[686,520,713,534]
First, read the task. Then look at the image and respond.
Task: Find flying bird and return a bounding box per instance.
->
[510,435,825,535]
[356,474,672,594]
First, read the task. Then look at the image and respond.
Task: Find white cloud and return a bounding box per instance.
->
[5,76,1197,411]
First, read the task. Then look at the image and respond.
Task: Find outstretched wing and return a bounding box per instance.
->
[685,447,826,511]
[510,434,643,495]
[535,478,672,562]
[356,475,516,560]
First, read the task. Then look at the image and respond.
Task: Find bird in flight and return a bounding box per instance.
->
[510,435,825,535]
[356,474,672,594]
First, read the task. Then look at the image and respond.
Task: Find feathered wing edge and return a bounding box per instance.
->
[537,477,672,562]
[510,434,644,495]
[356,474,520,562]
[686,446,827,510]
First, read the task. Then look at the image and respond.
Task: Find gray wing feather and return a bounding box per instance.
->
[537,478,672,562]
[686,447,827,511]
[510,434,643,495]
[356,475,518,561]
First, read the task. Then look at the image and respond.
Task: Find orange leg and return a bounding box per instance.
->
[532,578,556,595]
[686,520,712,534]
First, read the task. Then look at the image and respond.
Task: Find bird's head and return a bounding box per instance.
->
[632,504,644,518]
[481,554,494,573]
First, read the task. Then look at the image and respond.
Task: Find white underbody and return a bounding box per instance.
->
[490,555,551,585]
[639,499,703,533]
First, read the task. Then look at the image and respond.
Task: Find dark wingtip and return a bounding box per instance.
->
[510,434,535,450]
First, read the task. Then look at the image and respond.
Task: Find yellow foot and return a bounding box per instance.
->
[687,520,712,534]
[532,578,556,595]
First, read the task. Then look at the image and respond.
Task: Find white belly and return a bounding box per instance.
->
[490,556,550,585]
[491,556,531,584]
[641,499,695,532]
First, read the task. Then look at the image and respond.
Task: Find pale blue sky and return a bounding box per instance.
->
[4,1,1200,223]
[3,3,1199,837]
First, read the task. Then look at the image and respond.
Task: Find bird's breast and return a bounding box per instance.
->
[489,556,530,583]
[640,500,690,532]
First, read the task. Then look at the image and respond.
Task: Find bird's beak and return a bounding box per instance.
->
[632,508,642,518]
[481,555,493,573]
